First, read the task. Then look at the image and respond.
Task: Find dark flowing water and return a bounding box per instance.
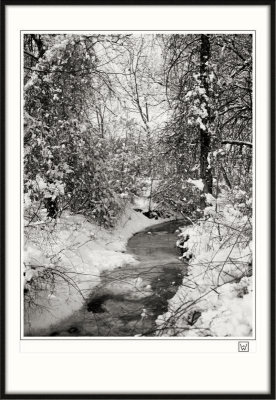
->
[45,219,188,337]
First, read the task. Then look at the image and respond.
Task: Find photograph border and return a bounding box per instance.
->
[1,1,275,398]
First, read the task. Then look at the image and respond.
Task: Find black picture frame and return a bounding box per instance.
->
[0,1,275,399]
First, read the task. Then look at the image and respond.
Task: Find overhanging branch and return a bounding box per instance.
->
[222,140,252,148]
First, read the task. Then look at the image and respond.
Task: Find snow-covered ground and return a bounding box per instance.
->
[156,189,253,337]
[24,199,168,334]
[24,188,253,338]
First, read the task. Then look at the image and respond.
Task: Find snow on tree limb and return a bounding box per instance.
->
[222,140,253,148]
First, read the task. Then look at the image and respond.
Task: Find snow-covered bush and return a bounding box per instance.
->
[156,189,253,337]
[152,174,203,220]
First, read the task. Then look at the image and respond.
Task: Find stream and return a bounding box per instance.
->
[47,219,188,337]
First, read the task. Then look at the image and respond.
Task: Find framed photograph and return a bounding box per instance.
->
[1,0,275,398]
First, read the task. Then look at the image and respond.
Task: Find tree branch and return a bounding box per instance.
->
[222,140,252,148]
[24,50,39,61]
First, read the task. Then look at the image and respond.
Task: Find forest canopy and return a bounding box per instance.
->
[24,33,252,226]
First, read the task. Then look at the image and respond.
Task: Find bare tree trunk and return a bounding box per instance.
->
[31,34,45,58]
[199,34,213,196]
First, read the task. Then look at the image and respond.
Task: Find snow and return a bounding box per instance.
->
[156,190,253,337]
[196,117,206,131]
[187,178,205,191]
[24,223,132,332]
[196,277,253,336]
[24,202,168,334]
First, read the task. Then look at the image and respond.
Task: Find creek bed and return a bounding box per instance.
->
[46,219,188,337]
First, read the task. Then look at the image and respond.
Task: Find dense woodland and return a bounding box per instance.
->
[24,34,253,337]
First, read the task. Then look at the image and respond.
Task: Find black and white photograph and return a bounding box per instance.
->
[2,0,275,397]
[22,32,254,338]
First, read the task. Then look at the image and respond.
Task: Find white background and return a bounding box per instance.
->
[6,4,271,395]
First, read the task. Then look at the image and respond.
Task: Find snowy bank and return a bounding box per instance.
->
[24,203,168,334]
[156,190,253,337]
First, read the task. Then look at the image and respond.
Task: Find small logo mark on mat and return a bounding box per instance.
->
[238,341,249,352]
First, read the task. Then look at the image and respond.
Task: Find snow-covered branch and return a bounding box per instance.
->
[222,140,252,148]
